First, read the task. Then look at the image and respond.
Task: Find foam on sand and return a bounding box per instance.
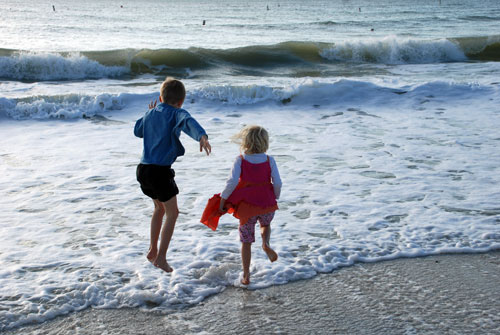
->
[4,252,499,334]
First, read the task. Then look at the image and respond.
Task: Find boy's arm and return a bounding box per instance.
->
[177,109,211,155]
[135,101,158,138]
[134,117,144,138]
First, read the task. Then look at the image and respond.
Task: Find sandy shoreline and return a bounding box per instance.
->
[4,251,499,334]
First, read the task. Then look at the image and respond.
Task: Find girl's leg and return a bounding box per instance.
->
[261,225,278,262]
[154,196,179,273]
[241,242,252,285]
[239,218,257,285]
[260,212,278,262]
[148,199,165,262]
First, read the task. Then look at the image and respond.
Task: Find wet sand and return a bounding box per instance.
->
[5,252,499,334]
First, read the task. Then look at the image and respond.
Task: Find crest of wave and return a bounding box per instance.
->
[0,94,124,120]
[191,84,279,105]
[0,52,127,81]
[320,36,467,64]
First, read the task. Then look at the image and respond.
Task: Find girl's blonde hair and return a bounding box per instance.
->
[233,125,269,154]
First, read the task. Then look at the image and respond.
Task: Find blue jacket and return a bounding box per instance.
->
[134,103,207,166]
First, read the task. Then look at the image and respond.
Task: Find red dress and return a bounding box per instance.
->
[225,155,278,225]
[201,155,278,230]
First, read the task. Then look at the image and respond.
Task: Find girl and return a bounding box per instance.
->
[219,125,282,285]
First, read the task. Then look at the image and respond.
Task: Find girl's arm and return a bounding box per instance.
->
[220,156,242,209]
[269,156,282,199]
[218,198,226,213]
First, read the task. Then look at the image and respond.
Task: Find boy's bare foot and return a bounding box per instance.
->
[241,272,250,285]
[263,244,278,262]
[153,256,173,273]
[147,248,157,263]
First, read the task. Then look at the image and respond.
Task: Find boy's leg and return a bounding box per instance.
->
[260,212,278,262]
[147,199,165,262]
[153,196,179,273]
[241,242,251,285]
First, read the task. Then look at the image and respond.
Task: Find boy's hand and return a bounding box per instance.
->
[148,99,158,109]
[200,135,211,155]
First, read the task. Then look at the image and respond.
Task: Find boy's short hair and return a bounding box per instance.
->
[160,77,186,106]
[234,125,269,154]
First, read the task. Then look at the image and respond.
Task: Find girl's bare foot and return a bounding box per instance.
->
[153,255,173,273]
[241,272,250,285]
[263,244,278,262]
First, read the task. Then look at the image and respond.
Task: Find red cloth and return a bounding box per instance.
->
[200,194,222,231]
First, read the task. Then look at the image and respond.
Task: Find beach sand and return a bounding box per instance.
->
[5,251,499,334]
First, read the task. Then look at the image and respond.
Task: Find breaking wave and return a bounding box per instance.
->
[1,80,496,120]
[1,35,499,82]
[0,51,128,81]
[0,94,126,120]
[1,35,499,81]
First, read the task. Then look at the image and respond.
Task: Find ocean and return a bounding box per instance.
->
[1,0,499,331]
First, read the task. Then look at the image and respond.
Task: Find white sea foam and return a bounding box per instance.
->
[0,94,127,120]
[1,80,495,121]
[1,82,499,330]
[320,36,467,64]
[190,79,495,107]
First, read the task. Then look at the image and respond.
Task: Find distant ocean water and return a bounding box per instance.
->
[1,0,499,331]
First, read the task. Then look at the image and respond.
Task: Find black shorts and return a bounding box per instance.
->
[136,164,179,202]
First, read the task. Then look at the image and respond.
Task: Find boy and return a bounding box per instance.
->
[134,77,211,273]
